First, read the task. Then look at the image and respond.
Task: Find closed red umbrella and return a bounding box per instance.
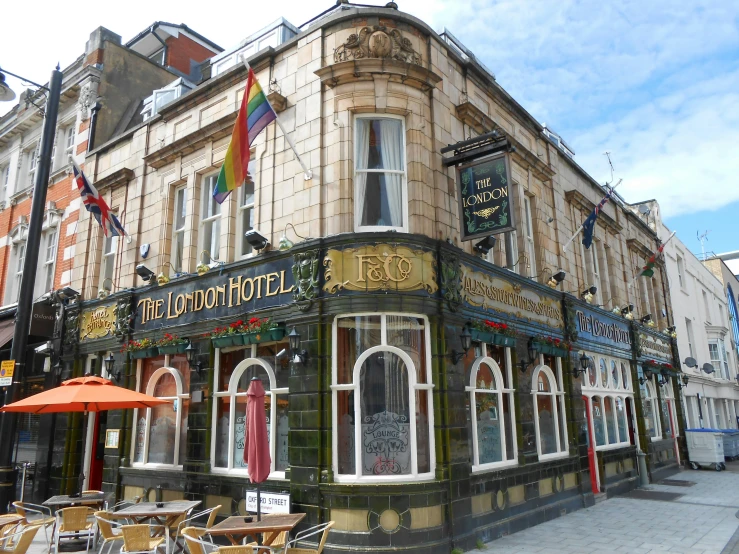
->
[244,377,271,521]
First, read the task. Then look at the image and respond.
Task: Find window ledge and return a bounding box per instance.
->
[594,443,633,452]
[333,473,436,485]
[471,461,518,475]
[9,187,32,205]
[315,58,442,94]
[537,452,570,462]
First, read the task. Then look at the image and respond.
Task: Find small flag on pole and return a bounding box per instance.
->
[71,160,127,238]
[640,231,676,278]
[213,68,276,204]
[581,187,613,249]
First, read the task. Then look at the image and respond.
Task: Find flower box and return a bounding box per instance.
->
[243,327,286,345]
[158,343,188,355]
[470,329,516,348]
[130,347,159,359]
[212,335,244,349]
[470,329,494,344]
[493,334,517,348]
[533,342,568,358]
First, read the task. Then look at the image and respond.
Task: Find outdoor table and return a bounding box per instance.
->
[207,513,306,550]
[115,500,201,554]
[43,492,110,510]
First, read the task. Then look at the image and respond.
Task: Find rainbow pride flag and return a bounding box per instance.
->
[213,68,276,203]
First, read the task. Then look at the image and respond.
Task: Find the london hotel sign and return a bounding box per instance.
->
[576,308,631,349]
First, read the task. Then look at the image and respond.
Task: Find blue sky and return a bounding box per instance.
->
[2,1,737,256]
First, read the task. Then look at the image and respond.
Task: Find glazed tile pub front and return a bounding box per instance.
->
[62,235,682,553]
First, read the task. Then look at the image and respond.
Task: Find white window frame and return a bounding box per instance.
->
[130,359,189,469]
[100,235,117,292]
[331,312,435,483]
[643,378,662,441]
[12,240,26,303]
[708,340,723,379]
[1,164,9,201]
[36,226,59,298]
[522,195,537,278]
[236,160,256,259]
[200,173,221,264]
[170,185,187,274]
[685,318,695,358]
[676,255,686,289]
[466,349,518,472]
[65,125,75,156]
[532,357,569,460]
[702,290,711,324]
[353,114,408,233]
[27,144,39,188]
[210,345,288,479]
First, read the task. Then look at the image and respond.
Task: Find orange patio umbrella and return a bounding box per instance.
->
[1,375,169,495]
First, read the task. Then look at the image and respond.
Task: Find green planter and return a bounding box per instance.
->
[470,329,516,348]
[470,329,493,344]
[130,347,158,359]
[534,342,568,357]
[243,327,286,345]
[212,335,240,349]
[493,334,517,348]
[158,343,188,356]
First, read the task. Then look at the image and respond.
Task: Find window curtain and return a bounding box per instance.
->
[378,120,403,227]
[355,120,370,226]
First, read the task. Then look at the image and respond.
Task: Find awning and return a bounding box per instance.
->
[0,320,14,349]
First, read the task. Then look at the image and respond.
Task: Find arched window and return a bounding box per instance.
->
[599,358,609,389]
[660,379,678,438]
[466,352,517,470]
[642,378,661,440]
[211,354,288,478]
[332,314,434,482]
[532,360,568,459]
[132,355,190,467]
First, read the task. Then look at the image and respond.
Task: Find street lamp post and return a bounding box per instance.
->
[0,65,63,512]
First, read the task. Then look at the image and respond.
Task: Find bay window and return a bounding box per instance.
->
[132,355,190,467]
[332,314,434,481]
[354,116,407,232]
[211,342,289,478]
[466,343,517,471]
[532,358,568,459]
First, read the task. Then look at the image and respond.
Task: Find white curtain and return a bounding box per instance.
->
[355,120,370,226]
[378,120,404,227]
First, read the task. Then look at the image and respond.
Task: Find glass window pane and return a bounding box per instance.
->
[178,397,189,463]
[621,362,629,390]
[337,390,355,474]
[235,395,271,470]
[661,399,673,437]
[537,394,556,454]
[275,394,289,471]
[611,361,619,388]
[588,357,597,387]
[476,391,502,464]
[359,351,410,475]
[616,397,628,443]
[605,397,617,444]
[643,398,657,438]
[600,359,608,388]
[148,402,176,464]
[503,392,515,460]
[386,316,426,384]
[558,396,567,451]
[537,372,550,393]
[335,316,381,384]
[359,119,404,170]
[360,172,403,228]
[214,396,230,468]
[592,396,605,446]
[416,390,430,473]
[240,206,254,256]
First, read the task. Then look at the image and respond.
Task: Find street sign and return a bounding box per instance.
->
[0,360,15,387]
[244,490,290,514]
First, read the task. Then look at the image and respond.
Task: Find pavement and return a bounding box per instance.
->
[16,462,739,554]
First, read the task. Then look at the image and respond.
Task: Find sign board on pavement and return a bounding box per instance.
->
[244,490,290,514]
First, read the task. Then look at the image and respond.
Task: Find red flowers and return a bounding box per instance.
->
[472,319,516,337]
[209,317,275,337]
[156,333,187,346]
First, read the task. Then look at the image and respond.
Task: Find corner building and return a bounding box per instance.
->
[62,4,684,552]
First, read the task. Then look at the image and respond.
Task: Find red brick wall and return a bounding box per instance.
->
[165,34,217,76]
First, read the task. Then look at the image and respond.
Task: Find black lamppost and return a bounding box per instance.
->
[0,64,63,512]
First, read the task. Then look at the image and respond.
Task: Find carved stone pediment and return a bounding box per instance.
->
[335,25,422,65]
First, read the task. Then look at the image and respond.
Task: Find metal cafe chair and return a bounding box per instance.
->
[0,524,42,554]
[120,525,167,554]
[93,511,126,554]
[54,507,96,554]
[283,522,334,554]
[180,527,218,554]
[11,502,55,551]
[173,507,221,554]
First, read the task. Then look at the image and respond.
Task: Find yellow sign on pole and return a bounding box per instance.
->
[0,360,15,387]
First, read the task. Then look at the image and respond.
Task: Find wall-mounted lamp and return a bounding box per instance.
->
[640,314,652,324]
[473,236,497,256]
[639,366,654,386]
[678,374,690,389]
[185,341,204,377]
[573,352,589,379]
[288,327,309,366]
[103,352,121,382]
[136,264,156,283]
[245,229,270,252]
[517,339,538,373]
[448,326,472,364]
[581,286,597,303]
[547,270,566,288]
[56,286,80,302]
[657,369,670,386]
[278,222,308,251]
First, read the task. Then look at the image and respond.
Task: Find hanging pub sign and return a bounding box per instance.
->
[457,152,515,241]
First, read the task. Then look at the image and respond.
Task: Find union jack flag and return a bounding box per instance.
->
[581,186,613,249]
[71,160,127,238]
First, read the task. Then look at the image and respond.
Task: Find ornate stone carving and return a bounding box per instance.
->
[114,297,134,338]
[440,252,461,311]
[563,296,579,343]
[334,25,422,65]
[78,83,96,120]
[63,309,80,352]
[292,249,320,311]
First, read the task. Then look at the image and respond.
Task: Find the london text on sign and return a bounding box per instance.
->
[457,153,515,241]
[638,332,672,362]
[576,309,631,348]
[460,264,563,329]
[323,244,438,294]
[136,257,294,330]
[80,305,116,340]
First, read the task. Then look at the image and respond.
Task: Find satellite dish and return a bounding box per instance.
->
[684,357,697,368]
[702,363,714,374]
[638,205,651,216]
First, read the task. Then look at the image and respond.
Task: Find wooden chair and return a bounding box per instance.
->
[120,525,166,554]
[94,511,125,554]
[0,524,41,554]
[11,502,55,550]
[283,522,334,554]
[54,507,96,554]
[180,527,217,554]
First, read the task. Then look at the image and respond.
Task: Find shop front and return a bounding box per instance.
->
[54,234,596,553]
[571,305,638,497]
[634,327,684,481]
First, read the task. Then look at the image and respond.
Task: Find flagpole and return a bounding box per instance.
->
[626,230,677,291]
[240,56,313,181]
[561,179,622,254]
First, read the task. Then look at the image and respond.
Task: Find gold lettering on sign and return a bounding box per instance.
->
[323,244,438,294]
[137,269,294,325]
[80,305,116,340]
[460,264,563,329]
[638,332,672,360]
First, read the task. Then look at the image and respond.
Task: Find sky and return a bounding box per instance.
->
[1,0,737,258]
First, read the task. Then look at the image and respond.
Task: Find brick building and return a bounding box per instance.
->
[42,3,687,551]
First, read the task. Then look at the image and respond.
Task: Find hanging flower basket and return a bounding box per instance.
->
[532,336,570,358]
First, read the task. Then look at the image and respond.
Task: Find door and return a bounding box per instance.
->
[87,412,107,491]
[582,396,599,493]
[666,400,680,465]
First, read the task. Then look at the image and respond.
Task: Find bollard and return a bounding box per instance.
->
[636,449,649,487]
